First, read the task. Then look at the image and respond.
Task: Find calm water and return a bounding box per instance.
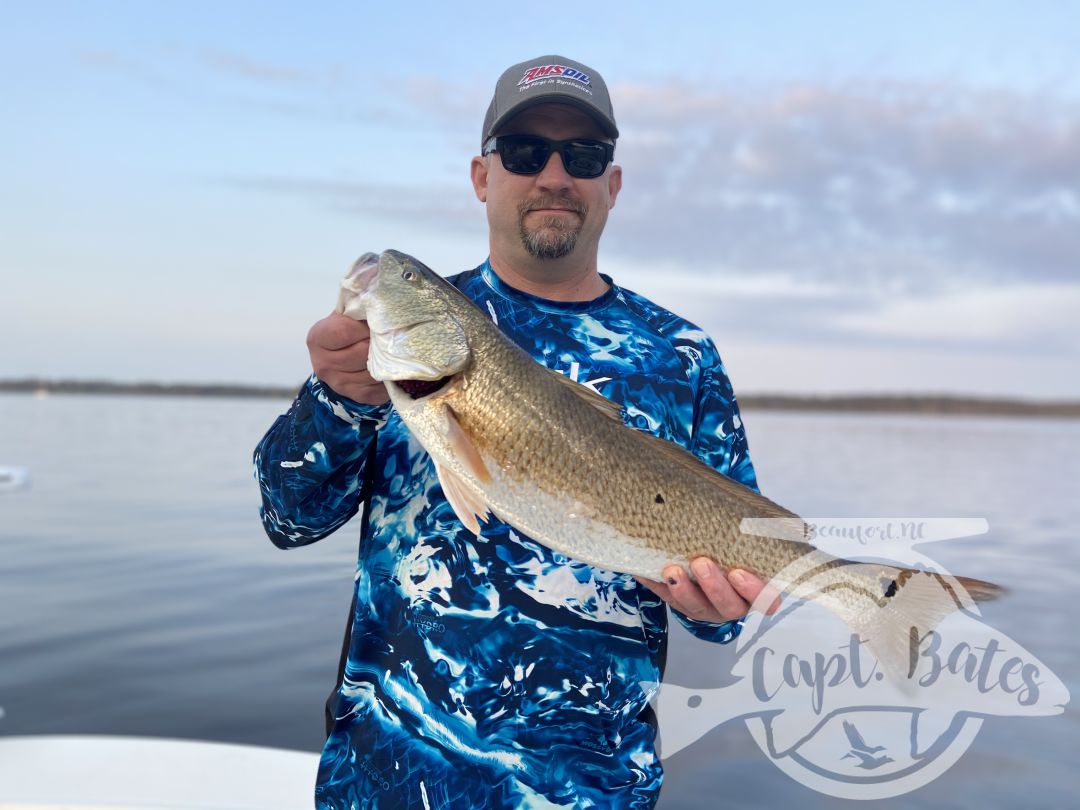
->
[1,393,1077,808]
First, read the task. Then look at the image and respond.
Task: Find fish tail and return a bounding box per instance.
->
[807,563,1004,685]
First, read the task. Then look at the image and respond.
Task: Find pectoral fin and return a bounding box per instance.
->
[435,461,490,536]
[444,404,491,484]
[434,404,492,535]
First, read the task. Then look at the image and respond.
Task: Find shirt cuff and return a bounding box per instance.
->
[308,374,392,428]
[671,608,744,644]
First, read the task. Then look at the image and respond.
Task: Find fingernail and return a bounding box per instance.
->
[691,558,713,580]
[729,569,746,587]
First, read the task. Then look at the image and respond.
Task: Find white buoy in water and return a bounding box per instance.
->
[0,466,30,493]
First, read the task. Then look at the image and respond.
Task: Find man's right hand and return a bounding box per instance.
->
[307,312,391,405]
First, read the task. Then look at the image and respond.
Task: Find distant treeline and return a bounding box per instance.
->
[3,378,1080,418]
[737,394,1080,419]
[0,378,300,400]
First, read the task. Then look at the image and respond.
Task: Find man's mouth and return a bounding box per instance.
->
[522,197,586,218]
[527,207,581,216]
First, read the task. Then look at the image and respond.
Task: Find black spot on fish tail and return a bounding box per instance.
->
[398,376,451,399]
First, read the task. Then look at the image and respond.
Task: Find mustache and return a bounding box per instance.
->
[519,195,588,218]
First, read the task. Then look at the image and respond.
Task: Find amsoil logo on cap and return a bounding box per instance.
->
[518,64,591,87]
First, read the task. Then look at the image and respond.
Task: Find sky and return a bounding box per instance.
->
[3,1,1079,398]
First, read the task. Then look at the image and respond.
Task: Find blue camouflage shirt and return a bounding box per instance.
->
[254,260,758,809]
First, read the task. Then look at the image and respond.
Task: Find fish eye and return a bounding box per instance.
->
[402,270,417,282]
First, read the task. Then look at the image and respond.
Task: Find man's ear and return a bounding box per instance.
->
[470,155,489,203]
[607,163,623,209]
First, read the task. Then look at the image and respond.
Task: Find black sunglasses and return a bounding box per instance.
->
[482,134,615,179]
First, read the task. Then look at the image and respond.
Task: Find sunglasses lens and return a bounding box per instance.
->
[562,142,608,178]
[500,136,550,174]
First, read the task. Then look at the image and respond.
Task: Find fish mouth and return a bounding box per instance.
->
[392,377,453,399]
[341,253,381,295]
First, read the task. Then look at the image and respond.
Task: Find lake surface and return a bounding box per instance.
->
[1,393,1077,808]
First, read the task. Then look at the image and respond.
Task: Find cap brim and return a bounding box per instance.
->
[486,93,619,142]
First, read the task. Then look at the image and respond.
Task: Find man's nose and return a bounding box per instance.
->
[534,150,574,191]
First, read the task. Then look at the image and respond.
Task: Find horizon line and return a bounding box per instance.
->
[3,378,1078,418]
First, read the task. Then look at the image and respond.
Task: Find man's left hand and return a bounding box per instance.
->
[635,558,780,623]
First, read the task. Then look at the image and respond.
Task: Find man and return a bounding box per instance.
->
[255,55,771,809]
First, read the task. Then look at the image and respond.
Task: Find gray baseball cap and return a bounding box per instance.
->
[481,55,619,149]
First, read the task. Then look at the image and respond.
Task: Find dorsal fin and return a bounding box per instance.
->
[542,366,623,421]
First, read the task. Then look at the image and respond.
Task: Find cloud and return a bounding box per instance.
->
[219,175,481,226]
[400,75,490,136]
[76,46,377,124]
[83,45,330,87]
[218,75,1080,355]
[200,48,317,84]
[229,75,1078,293]
[830,282,1080,351]
[605,80,1080,291]
[77,49,178,92]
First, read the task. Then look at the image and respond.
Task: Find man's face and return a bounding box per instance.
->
[471,103,622,264]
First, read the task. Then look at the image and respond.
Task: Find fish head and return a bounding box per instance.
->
[336,250,471,383]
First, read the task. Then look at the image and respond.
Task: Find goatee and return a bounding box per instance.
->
[518,196,587,260]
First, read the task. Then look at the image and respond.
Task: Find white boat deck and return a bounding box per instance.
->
[0,736,320,809]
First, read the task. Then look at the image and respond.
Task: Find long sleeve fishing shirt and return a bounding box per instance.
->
[254,260,758,810]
